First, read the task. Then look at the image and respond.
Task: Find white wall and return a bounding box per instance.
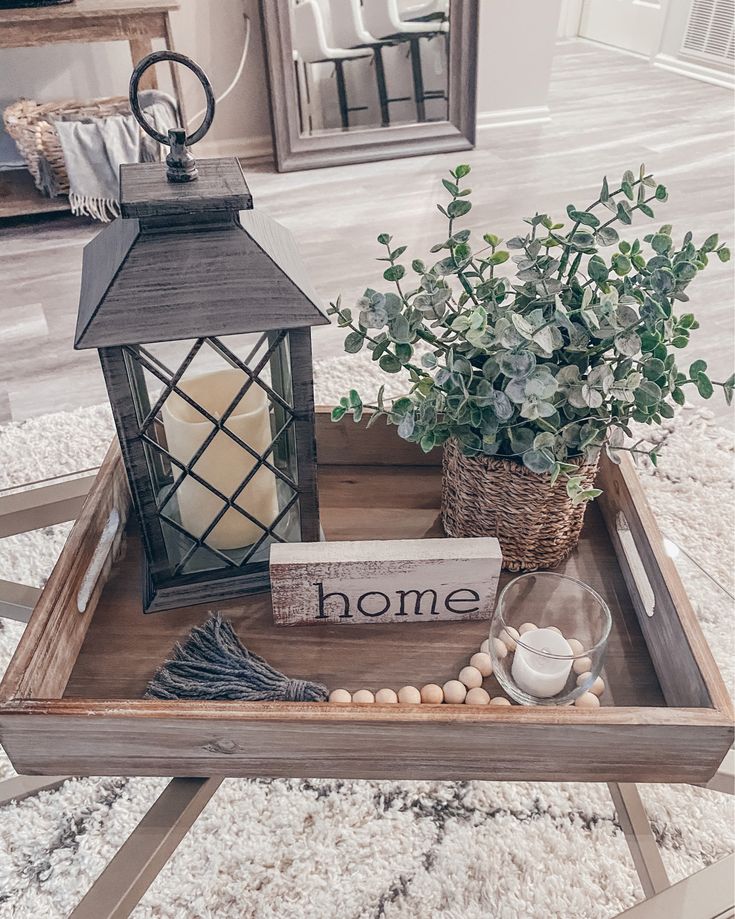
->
[0,0,561,165]
[476,0,561,128]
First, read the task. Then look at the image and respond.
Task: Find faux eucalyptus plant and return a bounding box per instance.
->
[329,164,732,503]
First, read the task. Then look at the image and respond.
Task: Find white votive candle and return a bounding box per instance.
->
[511,627,573,698]
[162,368,279,550]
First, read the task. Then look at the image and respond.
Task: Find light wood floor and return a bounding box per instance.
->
[1,41,733,427]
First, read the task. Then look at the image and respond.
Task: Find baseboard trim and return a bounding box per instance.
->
[476,105,551,130]
[195,135,274,163]
[653,53,735,90]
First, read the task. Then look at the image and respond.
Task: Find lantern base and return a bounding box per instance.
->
[142,555,272,613]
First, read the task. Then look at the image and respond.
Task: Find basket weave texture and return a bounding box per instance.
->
[441,437,599,571]
[3,96,130,196]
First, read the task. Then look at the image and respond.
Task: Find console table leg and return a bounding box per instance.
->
[163,12,187,128]
[69,777,222,919]
[129,37,157,89]
[609,782,670,899]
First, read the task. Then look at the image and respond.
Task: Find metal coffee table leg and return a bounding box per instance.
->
[608,782,670,898]
[0,471,96,539]
[0,579,40,623]
[0,774,69,805]
[69,777,222,919]
[615,853,735,919]
[699,748,735,796]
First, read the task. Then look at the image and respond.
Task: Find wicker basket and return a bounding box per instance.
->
[3,96,130,196]
[441,438,599,571]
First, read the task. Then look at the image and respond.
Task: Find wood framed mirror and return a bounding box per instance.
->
[261,0,478,171]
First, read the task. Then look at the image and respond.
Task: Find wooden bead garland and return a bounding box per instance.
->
[375,688,398,703]
[328,689,351,703]
[465,687,490,705]
[458,665,483,689]
[443,680,468,704]
[576,673,605,696]
[499,626,519,651]
[326,628,608,708]
[420,683,444,704]
[469,652,493,677]
[572,656,593,675]
[574,692,600,708]
[352,689,375,704]
[397,685,422,704]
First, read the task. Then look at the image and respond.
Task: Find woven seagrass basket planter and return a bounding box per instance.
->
[441,437,599,571]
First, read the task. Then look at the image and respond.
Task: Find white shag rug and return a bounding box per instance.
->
[0,352,733,919]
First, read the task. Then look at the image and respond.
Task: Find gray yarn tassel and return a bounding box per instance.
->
[145,614,328,702]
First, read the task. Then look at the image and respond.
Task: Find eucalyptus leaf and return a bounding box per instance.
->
[344,331,365,353]
[359,305,388,329]
[588,256,609,282]
[509,426,534,454]
[397,412,415,439]
[696,371,714,399]
[522,449,555,473]
[379,353,402,373]
[595,226,619,246]
[490,390,514,421]
[525,369,558,399]
[505,378,528,404]
[614,330,642,357]
[499,350,536,378]
[635,379,662,406]
[389,314,412,343]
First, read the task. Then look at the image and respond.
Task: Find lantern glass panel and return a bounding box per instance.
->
[122,331,300,580]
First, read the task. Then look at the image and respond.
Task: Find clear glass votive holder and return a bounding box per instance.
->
[489,572,612,706]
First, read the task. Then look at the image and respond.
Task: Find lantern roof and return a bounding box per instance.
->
[74,158,329,349]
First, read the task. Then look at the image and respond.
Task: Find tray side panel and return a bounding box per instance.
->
[315,408,440,466]
[0,441,130,702]
[1,709,731,784]
[597,455,731,715]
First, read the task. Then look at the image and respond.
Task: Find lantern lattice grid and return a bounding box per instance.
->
[76,153,327,612]
[121,332,300,575]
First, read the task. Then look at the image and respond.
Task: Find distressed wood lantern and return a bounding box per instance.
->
[74,52,328,612]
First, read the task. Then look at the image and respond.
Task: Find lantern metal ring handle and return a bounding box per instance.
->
[129,51,216,183]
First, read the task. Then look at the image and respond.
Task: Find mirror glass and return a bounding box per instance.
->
[289,0,450,135]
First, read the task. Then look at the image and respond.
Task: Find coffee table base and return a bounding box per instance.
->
[1,765,730,919]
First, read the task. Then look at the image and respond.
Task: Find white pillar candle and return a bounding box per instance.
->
[511,627,573,698]
[162,368,279,550]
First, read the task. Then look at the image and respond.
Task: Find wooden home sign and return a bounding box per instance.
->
[269,537,502,626]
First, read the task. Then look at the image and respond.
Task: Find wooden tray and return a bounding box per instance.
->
[1,411,731,782]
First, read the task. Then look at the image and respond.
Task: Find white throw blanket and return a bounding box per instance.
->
[50,89,178,222]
